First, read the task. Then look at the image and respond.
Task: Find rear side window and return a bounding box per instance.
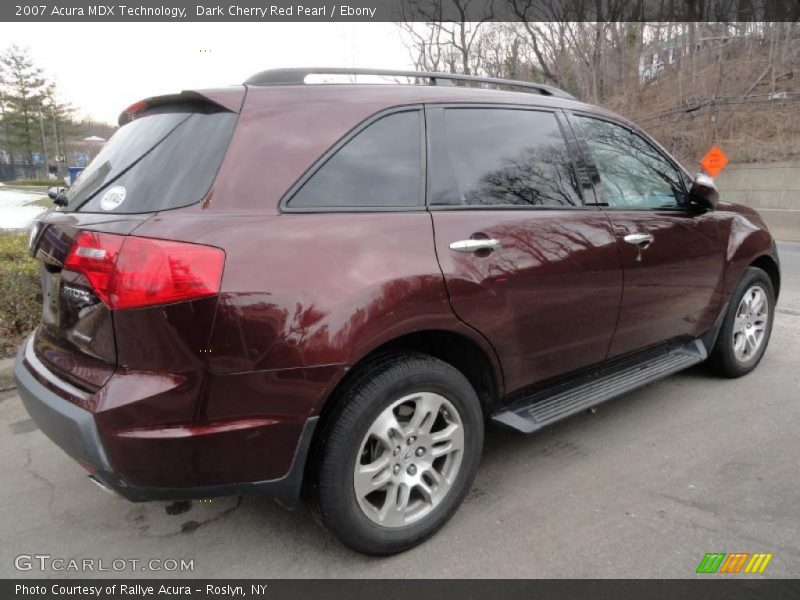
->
[66,103,237,214]
[429,108,581,207]
[288,110,422,209]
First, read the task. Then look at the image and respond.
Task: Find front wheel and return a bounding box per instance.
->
[709,267,775,378]
[308,353,484,555]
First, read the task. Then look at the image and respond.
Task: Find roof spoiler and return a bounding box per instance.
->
[117,87,245,126]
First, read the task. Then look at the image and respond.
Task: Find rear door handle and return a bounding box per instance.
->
[449,239,501,253]
[623,233,654,248]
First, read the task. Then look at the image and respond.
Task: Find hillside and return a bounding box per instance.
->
[611,30,799,168]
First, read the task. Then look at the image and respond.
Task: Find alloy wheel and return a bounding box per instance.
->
[732,284,769,363]
[353,392,464,528]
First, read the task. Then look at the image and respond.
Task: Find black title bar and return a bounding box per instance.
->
[2,0,799,22]
[5,579,800,600]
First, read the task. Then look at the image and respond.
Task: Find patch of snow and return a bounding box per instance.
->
[0,189,48,230]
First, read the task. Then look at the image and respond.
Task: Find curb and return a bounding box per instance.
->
[0,185,50,193]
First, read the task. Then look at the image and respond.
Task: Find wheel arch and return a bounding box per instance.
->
[750,254,780,299]
[721,212,779,302]
[303,328,503,497]
[302,329,503,506]
[320,328,502,423]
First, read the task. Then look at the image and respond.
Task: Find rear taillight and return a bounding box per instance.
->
[63,232,124,303]
[64,231,225,310]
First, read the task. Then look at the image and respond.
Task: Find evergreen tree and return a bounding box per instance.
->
[0,46,46,164]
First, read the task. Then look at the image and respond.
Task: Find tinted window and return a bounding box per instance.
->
[289,111,422,208]
[576,116,686,209]
[430,108,581,207]
[68,104,237,214]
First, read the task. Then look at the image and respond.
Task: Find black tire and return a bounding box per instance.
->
[709,267,775,378]
[307,352,484,555]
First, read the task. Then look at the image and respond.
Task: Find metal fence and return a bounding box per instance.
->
[0,164,46,182]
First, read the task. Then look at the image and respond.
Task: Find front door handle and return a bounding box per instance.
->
[623,232,654,248]
[449,239,501,253]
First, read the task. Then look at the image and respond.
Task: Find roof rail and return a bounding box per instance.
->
[243,68,576,100]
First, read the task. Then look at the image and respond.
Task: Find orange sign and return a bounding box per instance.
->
[700,146,729,177]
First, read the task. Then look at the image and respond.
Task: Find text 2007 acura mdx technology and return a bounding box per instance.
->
[16,68,780,555]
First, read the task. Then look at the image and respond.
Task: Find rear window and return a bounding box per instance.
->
[65,103,237,214]
[287,110,423,209]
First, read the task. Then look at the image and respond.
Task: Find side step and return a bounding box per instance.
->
[492,340,707,434]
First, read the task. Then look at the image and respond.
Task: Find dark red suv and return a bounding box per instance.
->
[16,68,780,555]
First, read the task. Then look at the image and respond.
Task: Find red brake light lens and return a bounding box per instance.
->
[124,100,148,117]
[63,231,123,305]
[64,231,225,310]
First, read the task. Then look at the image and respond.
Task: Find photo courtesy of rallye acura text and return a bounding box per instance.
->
[17,67,780,556]
[15,584,258,596]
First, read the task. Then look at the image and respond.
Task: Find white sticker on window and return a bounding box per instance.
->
[100,186,127,211]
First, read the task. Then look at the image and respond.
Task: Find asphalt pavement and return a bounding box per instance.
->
[1,242,798,578]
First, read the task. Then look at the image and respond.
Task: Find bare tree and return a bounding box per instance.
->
[397,15,799,164]
[399,0,495,75]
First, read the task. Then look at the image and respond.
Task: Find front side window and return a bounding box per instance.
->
[576,116,686,210]
[429,108,581,208]
[288,110,422,209]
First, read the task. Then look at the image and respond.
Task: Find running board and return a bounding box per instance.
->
[492,340,707,434]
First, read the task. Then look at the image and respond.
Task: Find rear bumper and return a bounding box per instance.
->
[14,340,316,507]
[15,342,116,477]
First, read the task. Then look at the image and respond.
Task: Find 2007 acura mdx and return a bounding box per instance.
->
[16,68,780,555]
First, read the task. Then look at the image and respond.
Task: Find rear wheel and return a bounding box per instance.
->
[308,353,483,555]
[709,267,775,378]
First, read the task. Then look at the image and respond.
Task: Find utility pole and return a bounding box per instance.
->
[38,110,48,177]
[0,90,14,166]
[50,107,62,177]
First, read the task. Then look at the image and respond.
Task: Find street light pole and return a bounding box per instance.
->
[50,107,63,178]
[39,111,49,177]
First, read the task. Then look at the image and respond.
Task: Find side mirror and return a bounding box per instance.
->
[688,173,719,210]
[48,186,68,207]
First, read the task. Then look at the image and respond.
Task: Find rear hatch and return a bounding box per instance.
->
[28,93,240,392]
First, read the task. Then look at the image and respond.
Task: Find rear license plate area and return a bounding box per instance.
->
[42,271,61,327]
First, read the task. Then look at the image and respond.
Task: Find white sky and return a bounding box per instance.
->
[0,23,414,125]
